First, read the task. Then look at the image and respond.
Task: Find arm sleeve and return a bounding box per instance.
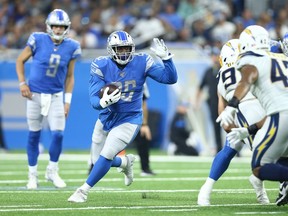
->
[146,58,178,84]
[89,61,106,110]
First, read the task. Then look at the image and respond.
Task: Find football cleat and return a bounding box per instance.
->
[249,174,270,204]
[68,188,88,203]
[276,181,288,206]
[117,154,136,186]
[45,166,67,188]
[26,172,38,190]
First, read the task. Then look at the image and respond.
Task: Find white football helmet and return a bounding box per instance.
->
[219,39,239,67]
[46,9,71,41]
[239,25,270,53]
[280,32,288,56]
[107,31,135,65]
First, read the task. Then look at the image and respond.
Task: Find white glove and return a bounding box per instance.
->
[227,127,249,146]
[150,38,174,60]
[99,87,121,108]
[216,106,237,127]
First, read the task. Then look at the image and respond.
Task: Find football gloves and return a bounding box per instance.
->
[216,106,237,127]
[99,87,121,108]
[150,38,174,60]
[227,127,249,146]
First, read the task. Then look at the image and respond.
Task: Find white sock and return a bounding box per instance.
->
[204,177,216,193]
[81,182,92,192]
[119,156,127,168]
[48,161,58,169]
[28,165,38,173]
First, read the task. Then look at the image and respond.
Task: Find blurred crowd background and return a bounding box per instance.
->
[1,0,288,51]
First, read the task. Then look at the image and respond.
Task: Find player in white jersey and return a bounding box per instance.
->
[68,31,177,203]
[16,9,82,189]
[217,25,288,206]
[198,39,269,206]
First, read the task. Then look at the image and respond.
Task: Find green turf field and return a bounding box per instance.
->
[1,151,287,216]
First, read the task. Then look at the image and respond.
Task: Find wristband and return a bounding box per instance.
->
[65,93,72,104]
[248,124,258,135]
[227,96,240,108]
[19,81,26,86]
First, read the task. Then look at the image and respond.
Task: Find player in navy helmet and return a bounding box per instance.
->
[16,9,81,190]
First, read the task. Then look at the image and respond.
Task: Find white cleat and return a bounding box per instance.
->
[45,167,67,188]
[118,154,136,186]
[197,184,211,206]
[26,172,38,190]
[68,188,88,203]
[249,174,270,204]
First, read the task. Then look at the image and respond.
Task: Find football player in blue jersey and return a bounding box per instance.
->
[16,9,82,190]
[68,30,177,203]
[270,32,288,55]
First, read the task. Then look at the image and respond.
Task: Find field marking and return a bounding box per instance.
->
[235,212,287,215]
[0,176,272,185]
[0,168,251,175]
[0,188,278,193]
[0,203,274,213]
[151,209,198,212]
[1,205,42,208]
[0,153,251,163]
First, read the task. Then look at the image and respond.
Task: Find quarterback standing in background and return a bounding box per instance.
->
[15,9,81,189]
[68,30,177,203]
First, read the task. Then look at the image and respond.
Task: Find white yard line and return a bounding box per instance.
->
[0,153,251,163]
[0,203,274,213]
[0,176,263,185]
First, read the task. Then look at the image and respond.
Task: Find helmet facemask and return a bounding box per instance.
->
[107,31,135,65]
[46,9,71,41]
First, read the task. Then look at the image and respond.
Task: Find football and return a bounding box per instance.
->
[99,83,120,98]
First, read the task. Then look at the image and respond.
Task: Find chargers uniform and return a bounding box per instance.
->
[218,64,265,150]
[237,51,288,167]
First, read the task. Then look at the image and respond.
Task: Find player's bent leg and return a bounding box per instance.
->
[103,122,139,186]
[68,156,112,202]
[198,141,238,206]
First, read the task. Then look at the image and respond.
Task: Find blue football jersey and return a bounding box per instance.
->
[27,32,81,93]
[89,53,177,130]
[270,40,282,53]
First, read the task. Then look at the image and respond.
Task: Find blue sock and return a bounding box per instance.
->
[86,155,112,187]
[27,131,41,166]
[111,156,121,167]
[49,131,63,162]
[258,163,288,181]
[209,144,237,181]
